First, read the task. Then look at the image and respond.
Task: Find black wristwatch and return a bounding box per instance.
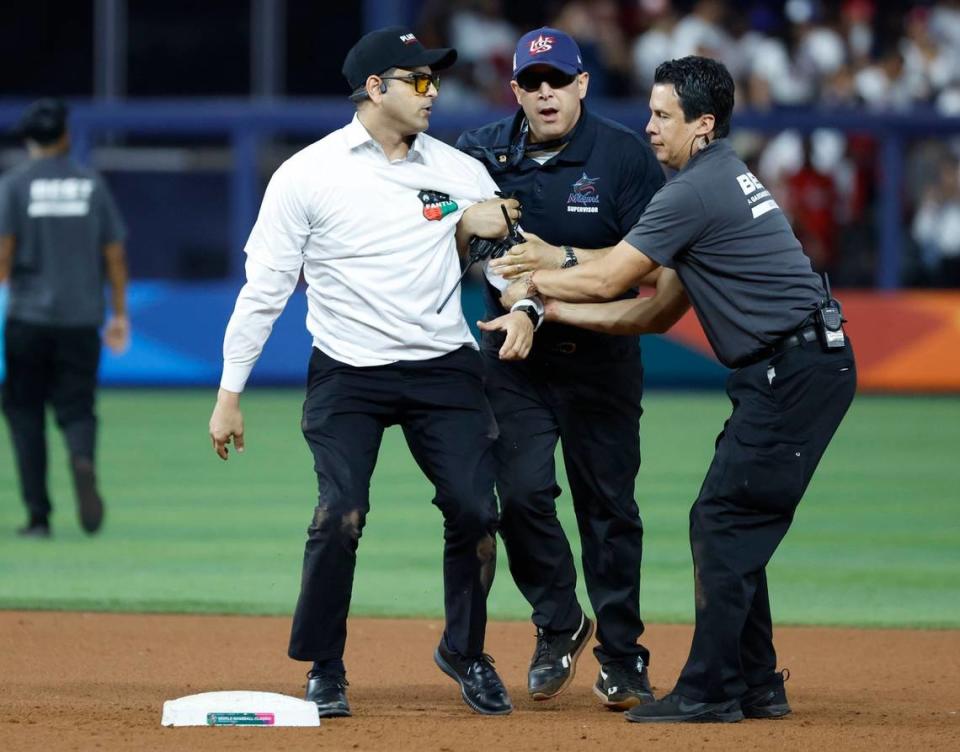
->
[561,244,578,268]
[511,297,544,330]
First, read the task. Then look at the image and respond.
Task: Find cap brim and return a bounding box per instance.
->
[397,47,457,72]
[513,60,580,78]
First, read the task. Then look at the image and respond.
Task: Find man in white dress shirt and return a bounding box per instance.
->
[208,27,529,718]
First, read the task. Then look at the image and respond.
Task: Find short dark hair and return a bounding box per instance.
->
[653,56,734,138]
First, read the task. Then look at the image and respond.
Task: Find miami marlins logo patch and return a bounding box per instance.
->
[567,172,600,213]
[418,189,458,221]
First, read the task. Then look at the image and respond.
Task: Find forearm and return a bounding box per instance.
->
[546,294,685,335]
[216,387,241,407]
[531,241,657,303]
[103,242,128,317]
[455,221,471,258]
[221,257,300,392]
[0,235,15,283]
[572,245,613,265]
[545,268,689,335]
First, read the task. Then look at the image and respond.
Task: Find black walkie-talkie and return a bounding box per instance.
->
[436,204,521,314]
[816,273,846,350]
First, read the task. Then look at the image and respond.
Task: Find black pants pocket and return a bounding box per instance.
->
[720,429,807,516]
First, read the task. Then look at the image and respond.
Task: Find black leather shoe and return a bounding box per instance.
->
[594,656,656,710]
[434,640,512,715]
[742,669,791,718]
[625,692,743,723]
[529,612,594,700]
[71,458,104,534]
[305,671,351,718]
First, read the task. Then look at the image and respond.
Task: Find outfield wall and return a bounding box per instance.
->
[0,285,957,392]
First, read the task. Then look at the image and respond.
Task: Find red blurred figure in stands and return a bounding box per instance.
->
[786,138,839,274]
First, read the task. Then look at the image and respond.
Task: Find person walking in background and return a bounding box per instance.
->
[208,27,529,719]
[457,27,686,710]
[0,98,129,539]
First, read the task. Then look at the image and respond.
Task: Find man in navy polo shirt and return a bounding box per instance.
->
[457,28,686,710]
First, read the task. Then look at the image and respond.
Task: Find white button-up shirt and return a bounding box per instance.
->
[220,114,500,391]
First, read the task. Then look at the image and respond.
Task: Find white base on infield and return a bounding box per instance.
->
[161,691,320,727]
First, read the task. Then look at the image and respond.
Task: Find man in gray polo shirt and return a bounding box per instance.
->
[0,99,129,538]
[506,56,856,723]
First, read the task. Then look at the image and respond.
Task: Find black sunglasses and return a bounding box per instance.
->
[379,71,440,94]
[515,68,578,92]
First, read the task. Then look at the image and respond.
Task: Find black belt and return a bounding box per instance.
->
[739,326,819,367]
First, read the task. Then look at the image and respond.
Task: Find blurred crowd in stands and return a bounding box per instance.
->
[417,0,960,287]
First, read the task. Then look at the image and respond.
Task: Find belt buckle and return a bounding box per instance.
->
[555,342,577,354]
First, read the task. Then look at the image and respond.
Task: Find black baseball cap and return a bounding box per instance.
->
[342,26,457,91]
[14,98,69,145]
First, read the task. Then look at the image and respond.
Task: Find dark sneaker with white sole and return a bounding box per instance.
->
[305,670,351,718]
[434,639,512,715]
[528,612,594,700]
[742,669,791,719]
[625,692,744,723]
[594,656,656,710]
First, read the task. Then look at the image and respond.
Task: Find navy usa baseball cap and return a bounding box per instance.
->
[342,26,457,91]
[13,98,68,145]
[512,27,583,78]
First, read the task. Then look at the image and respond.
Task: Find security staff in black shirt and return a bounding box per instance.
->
[458,27,684,709]
[0,99,129,538]
[510,56,856,723]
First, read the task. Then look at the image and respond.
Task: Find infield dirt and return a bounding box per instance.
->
[2,611,958,751]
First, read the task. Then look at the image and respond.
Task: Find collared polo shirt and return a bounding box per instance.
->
[624,139,825,367]
[457,105,664,352]
[245,114,500,367]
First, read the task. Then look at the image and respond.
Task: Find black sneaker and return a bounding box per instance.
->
[594,656,655,710]
[17,520,51,539]
[528,612,594,700]
[305,670,351,718]
[71,458,104,534]
[625,692,744,724]
[434,640,512,715]
[742,669,791,719]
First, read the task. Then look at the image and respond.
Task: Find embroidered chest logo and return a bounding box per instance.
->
[567,172,600,214]
[418,189,459,221]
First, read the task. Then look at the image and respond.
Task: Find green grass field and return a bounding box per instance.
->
[1,390,958,628]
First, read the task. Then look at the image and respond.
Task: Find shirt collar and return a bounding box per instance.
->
[345,113,427,163]
[679,137,725,173]
[508,103,596,167]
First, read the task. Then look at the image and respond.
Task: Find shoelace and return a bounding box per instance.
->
[607,662,646,692]
[532,629,559,665]
[466,654,500,681]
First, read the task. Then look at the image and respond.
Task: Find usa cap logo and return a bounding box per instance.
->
[529,35,554,54]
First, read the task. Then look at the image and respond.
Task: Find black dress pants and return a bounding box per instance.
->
[2,319,101,519]
[288,346,499,663]
[674,338,856,702]
[483,346,648,665]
